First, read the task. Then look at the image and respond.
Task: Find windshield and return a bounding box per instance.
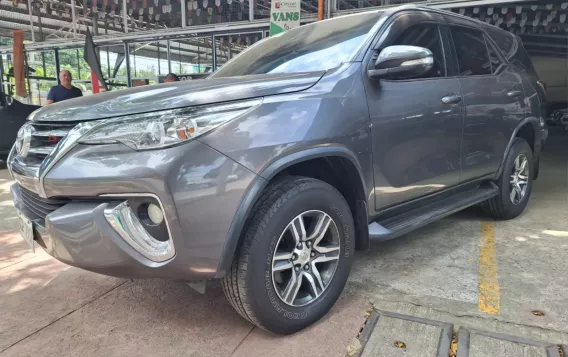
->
[211,12,381,78]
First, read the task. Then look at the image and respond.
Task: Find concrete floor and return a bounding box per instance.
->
[0,128,567,356]
[350,129,568,333]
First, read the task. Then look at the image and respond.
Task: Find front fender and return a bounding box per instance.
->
[214,145,367,278]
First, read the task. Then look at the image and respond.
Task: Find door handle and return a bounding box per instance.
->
[507,90,522,98]
[441,95,462,105]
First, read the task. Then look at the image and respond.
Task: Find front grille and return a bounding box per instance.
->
[11,121,78,173]
[28,121,77,160]
[19,185,69,220]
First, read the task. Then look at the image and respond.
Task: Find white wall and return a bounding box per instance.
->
[531,56,568,105]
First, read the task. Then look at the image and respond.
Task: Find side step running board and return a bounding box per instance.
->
[369,184,498,241]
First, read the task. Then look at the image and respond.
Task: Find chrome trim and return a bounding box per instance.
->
[11,171,42,194]
[11,155,41,177]
[104,201,175,262]
[15,123,32,158]
[32,129,70,137]
[29,146,56,156]
[38,121,100,198]
[7,143,16,178]
[99,193,175,258]
[10,154,42,194]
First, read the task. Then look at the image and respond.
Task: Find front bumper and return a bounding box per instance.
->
[10,140,258,280]
[12,185,172,277]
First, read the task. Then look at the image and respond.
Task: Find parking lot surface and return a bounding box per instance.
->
[1,129,567,356]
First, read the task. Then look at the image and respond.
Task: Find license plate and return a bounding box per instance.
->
[18,213,35,253]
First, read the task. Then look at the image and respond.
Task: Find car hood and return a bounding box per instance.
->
[31,71,325,122]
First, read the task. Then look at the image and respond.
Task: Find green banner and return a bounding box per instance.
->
[269,0,301,36]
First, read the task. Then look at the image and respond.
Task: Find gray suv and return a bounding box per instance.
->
[9,5,547,334]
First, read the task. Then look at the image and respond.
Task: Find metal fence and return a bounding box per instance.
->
[213,31,263,68]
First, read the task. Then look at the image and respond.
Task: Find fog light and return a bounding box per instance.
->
[104,201,174,262]
[147,203,164,225]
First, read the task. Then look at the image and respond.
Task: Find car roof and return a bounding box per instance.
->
[329,3,511,36]
[381,4,510,34]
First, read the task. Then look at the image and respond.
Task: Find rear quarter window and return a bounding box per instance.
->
[485,26,536,75]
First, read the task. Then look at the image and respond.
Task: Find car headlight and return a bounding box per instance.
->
[78,98,262,150]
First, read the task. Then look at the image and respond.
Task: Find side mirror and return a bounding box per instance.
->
[368,45,434,80]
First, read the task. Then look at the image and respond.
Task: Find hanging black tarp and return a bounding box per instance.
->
[83,28,109,91]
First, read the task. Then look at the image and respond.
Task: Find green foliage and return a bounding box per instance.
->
[27,49,93,82]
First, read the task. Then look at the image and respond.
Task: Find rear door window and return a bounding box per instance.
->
[485,27,515,59]
[450,27,492,76]
[485,27,536,74]
[484,36,503,74]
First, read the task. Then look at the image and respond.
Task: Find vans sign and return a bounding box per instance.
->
[269,0,301,36]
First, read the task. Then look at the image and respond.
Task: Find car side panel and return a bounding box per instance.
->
[199,62,374,208]
[361,11,464,209]
[457,66,526,180]
[484,32,545,174]
[441,15,527,181]
[199,63,375,275]
[366,77,464,208]
[515,60,545,159]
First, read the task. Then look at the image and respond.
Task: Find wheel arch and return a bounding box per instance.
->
[215,146,369,278]
[494,117,541,181]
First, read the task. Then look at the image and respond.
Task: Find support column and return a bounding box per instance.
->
[157,44,161,76]
[249,0,254,21]
[124,42,132,87]
[93,11,99,35]
[76,48,81,79]
[181,0,187,27]
[212,35,216,71]
[123,0,129,33]
[23,51,31,99]
[0,55,4,97]
[26,0,35,42]
[167,40,171,73]
[71,0,77,36]
[54,49,61,84]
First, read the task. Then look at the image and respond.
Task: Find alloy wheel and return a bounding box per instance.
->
[271,210,341,307]
[509,153,529,205]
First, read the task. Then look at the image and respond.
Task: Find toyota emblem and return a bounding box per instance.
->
[15,123,32,158]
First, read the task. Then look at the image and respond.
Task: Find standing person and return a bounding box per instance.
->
[46,70,83,105]
[164,73,179,83]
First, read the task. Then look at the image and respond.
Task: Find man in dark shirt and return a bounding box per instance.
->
[46,70,83,104]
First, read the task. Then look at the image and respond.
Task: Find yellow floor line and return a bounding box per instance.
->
[478,221,500,315]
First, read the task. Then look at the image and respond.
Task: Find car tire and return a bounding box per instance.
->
[482,138,534,219]
[221,176,355,334]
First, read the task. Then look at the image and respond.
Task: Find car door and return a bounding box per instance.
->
[444,21,525,181]
[363,12,464,210]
